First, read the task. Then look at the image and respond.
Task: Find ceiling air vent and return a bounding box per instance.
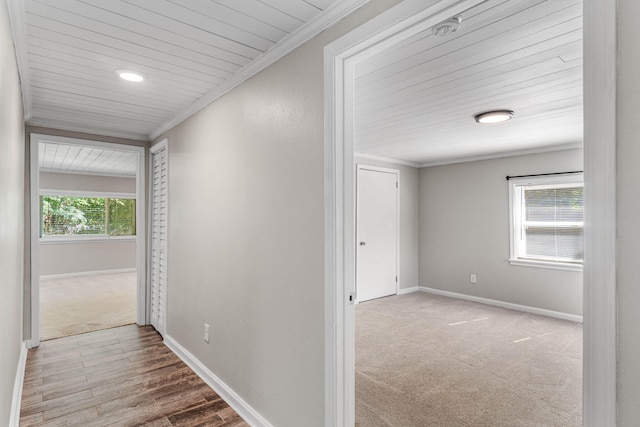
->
[432,16,462,37]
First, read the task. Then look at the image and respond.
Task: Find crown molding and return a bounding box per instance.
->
[27,119,148,142]
[355,143,583,169]
[149,0,372,141]
[7,0,32,121]
[354,152,421,168]
[419,142,583,168]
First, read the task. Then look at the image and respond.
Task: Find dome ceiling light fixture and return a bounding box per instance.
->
[474,110,515,124]
[116,70,144,82]
[432,16,462,37]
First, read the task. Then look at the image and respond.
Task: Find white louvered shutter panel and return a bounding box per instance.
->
[150,146,168,336]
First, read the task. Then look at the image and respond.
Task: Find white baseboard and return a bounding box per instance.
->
[40,267,136,281]
[164,335,273,427]
[397,286,419,295]
[417,286,583,323]
[9,342,27,427]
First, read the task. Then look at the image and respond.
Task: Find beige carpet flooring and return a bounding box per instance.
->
[355,292,582,427]
[40,271,137,341]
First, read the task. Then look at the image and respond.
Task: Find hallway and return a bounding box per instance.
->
[20,325,248,426]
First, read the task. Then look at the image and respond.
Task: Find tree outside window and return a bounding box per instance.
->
[40,195,136,237]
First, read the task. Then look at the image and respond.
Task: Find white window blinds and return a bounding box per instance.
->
[509,174,584,268]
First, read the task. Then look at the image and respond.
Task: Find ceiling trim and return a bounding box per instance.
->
[354,152,421,168]
[419,142,584,168]
[7,0,32,121]
[27,119,149,142]
[39,168,136,179]
[149,0,372,141]
[32,133,145,152]
[40,188,136,198]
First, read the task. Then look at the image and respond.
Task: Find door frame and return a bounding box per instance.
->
[148,138,169,336]
[323,0,616,426]
[28,133,147,347]
[355,164,399,302]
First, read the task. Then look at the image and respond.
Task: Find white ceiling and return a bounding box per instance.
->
[39,142,138,177]
[10,0,583,167]
[9,0,361,140]
[354,0,583,166]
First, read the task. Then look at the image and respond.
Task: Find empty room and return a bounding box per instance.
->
[352,0,583,425]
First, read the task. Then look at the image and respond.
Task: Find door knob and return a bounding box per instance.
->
[359,241,366,246]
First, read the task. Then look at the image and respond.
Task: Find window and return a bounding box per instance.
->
[40,195,136,238]
[508,174,583,270]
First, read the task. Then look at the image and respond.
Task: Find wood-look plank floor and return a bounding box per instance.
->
[20,325,249,427]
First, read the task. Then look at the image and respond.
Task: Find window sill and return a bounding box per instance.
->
[509,258,583,272]
[40,236,136,245]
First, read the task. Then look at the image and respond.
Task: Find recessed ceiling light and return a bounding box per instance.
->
[116,70,144,82]
[474,110,514,124]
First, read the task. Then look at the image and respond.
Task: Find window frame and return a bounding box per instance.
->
[508,173,584,271]
[39,189,137,243]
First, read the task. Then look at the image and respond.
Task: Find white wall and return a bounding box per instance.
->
[153,1,401,425]
[419,149,583,316]
[617,0,640,422]
[38,172,136,276]
[355,156,419,290]
[0,0,24,423]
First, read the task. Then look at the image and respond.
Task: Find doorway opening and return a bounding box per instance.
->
[324,0,615,425]
[29,134,147,346]
[351,0,584,422]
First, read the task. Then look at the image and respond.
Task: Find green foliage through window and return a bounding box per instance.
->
[41,195,136,237]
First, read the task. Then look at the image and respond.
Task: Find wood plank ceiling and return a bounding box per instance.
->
[11,0,583,167]
[354,0,583,165]
[39,142,138,177]
[10,0,341,141]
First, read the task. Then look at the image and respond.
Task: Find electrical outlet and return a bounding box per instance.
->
[204,323,210,343]
[470,273,477,284]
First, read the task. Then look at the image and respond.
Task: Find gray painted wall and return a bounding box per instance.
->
[153,1,401,425]
[39,241,136,276]
[419,149,583,316]
[355,156,419,291]
[40,172,136,193]
[0,0,24,423]
[617,0,640,422]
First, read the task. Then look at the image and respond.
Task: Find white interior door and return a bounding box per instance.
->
[150,141,168,336]
[356,166,398,302]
